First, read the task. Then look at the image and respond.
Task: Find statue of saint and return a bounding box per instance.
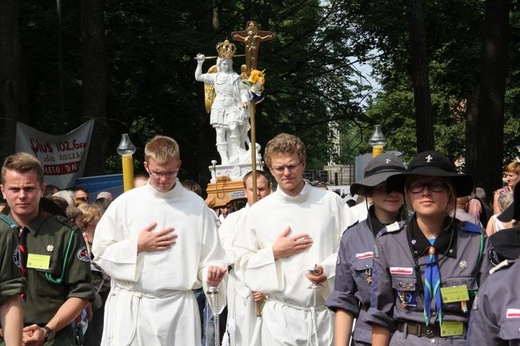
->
[195,40,252,164]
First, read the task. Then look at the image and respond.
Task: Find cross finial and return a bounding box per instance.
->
[425,155,433,163]
[231,21,274,76]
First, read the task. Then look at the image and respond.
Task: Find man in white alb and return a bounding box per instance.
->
[232,133,355,346]
[220,170,271,346]
[92,135,227,346]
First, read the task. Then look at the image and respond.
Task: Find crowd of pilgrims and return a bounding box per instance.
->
[1,138,520,346]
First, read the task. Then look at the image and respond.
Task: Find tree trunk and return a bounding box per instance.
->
[464,91,479,179]
[405,0,434,152]
[81,0,108,177]
[475,0,509,197]
[0,0,20,162]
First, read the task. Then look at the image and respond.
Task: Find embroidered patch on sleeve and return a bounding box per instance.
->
[77,247,91,262]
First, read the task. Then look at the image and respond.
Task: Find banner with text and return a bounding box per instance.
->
[15,120,95,189]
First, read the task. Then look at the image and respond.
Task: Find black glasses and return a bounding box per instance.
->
[74,197,88,201]
[148,170,178,179]
[408,181,447,194]
[271,161,301,173]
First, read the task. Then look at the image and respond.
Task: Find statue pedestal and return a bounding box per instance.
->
[208,162,264,182]
[205,162,264,208]
[205,176,246,208]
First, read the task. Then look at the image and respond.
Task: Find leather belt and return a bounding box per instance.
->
[396,322,440,338]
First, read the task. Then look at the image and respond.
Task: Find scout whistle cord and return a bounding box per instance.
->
[45,230,75,284]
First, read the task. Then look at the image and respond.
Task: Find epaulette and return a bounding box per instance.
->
[53,214,78,231]
[55,214,68,224]
[461,221,482,234]
[380,221,403,236]
[489,259,514,275]
[346,220,360,231]
[0,214,17,230]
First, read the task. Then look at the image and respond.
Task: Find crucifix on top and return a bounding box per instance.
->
[232,21,274,76]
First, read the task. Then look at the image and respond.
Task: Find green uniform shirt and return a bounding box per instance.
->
[0,215,25,303]
[8,211,95,325]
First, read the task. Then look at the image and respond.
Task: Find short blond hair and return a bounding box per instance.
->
[2,152,44,185]
[505,161,520,174]
[144,135,180,164]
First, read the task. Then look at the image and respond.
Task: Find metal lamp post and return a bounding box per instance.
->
[369,125,387,158]
[117,133,136,192]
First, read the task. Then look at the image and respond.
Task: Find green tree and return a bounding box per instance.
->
[0,0,20,161]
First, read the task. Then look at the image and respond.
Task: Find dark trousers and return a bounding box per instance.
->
[83,291,109,346]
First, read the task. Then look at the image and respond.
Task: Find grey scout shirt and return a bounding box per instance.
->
[365,218,491,332]
[326,211,389,344]
[467,259,520,345]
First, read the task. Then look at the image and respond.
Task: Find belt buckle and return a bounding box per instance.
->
[423,326,435,338]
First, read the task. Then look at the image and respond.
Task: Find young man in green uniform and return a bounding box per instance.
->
[0,152,95,345]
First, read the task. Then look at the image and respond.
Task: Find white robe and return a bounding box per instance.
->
[92,181,226,346]
[219,206,261,346]
[232,184,354,346]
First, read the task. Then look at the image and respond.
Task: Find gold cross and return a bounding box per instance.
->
[231,21,274,75]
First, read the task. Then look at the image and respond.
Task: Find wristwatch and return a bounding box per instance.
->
[43,325,55,342]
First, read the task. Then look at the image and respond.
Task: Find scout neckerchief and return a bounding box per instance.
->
[409,215,457,326]
[424,238,442,325]
[19,226,29,277]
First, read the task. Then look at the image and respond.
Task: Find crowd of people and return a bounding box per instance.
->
[0,133,520,345]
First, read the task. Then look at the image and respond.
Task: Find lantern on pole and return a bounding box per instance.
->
[369,125,387,157]
[117,133,136,192]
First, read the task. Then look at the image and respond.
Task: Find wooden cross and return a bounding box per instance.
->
[231,21,274,75]
[231,22,273,207]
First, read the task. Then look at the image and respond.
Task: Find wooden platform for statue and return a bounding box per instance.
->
[205,176,246,208]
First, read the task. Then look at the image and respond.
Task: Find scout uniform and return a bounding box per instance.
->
[467,210,520,345]
[325,213,382,345]
[0,215,25,305]
[366,218,491,345]
[326,152,406,346]
[0,210,95,346]
[467,259,520,345]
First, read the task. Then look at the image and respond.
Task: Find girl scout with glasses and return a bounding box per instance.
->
[365,151,492,346]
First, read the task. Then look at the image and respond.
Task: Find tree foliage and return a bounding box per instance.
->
[1,0,519,193]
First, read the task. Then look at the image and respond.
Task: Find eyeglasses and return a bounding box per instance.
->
[408,181,447,194]
[271,161,302,173]
[148,170,179,179]
[74,197,88,202]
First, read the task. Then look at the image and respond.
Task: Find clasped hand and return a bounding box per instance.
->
[22,324,46,346]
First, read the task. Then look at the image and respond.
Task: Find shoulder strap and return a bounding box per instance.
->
[0,214,17,229]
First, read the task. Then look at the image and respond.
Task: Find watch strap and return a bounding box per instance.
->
[43,325,54,341]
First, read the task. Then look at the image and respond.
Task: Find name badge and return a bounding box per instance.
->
[440,321,464,337]
[27,254,51,270]
[506,309,520,318]
[389,267,413,275]
[440,285,469,303]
